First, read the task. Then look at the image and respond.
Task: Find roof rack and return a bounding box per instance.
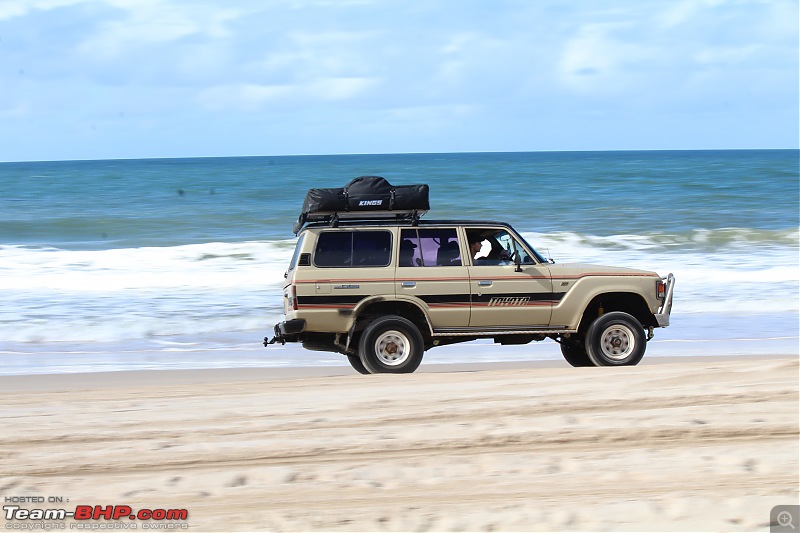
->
[293,209,426,234]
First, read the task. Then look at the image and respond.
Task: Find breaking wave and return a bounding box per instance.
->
[0,227,797,344]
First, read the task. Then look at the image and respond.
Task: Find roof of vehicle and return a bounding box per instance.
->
[301,219,517,231]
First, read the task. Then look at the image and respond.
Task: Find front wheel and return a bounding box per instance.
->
[585,312,646,366]
[358,316,424,374]
[560,337,592,367]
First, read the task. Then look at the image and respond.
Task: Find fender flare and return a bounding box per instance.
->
[349,294,434,336]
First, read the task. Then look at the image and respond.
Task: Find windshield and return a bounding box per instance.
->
[515,233,547,264]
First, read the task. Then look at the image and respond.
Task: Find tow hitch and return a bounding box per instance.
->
[264,319,306,347]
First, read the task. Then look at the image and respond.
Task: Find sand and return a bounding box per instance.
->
[1,355,798,532]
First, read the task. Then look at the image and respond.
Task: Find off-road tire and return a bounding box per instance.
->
[358,316,424,374]
[560,337,592,367]
[346,354,371,374]
[585,311,646,366]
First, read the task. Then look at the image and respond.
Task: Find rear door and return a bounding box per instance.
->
[396,227,471,328]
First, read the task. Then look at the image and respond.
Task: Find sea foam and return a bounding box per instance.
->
[0,229,796,345]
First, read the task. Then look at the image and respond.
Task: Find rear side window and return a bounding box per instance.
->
[314,231,392,267]
[399,228,462,267]
[288,234,306,271]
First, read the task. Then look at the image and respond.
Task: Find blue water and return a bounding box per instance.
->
[1,150,797,374]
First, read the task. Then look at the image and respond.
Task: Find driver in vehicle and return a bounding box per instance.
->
[468,231,513,265]
[468,235,483,260]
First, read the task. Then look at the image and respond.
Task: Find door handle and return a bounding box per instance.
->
[478,280,493,287]
[401,281,417,288]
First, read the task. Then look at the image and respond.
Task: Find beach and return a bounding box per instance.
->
[2,354,797,532]
[1,152,797,530]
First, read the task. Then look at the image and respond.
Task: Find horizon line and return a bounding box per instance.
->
[2,147,798,165]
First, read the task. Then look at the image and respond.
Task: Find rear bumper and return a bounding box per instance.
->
[654,273,675,327]
[264,319,306,346]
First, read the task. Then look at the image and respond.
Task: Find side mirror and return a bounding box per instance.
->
[513,251,522,272]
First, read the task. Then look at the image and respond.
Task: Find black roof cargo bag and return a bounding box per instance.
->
[294,176,429,233]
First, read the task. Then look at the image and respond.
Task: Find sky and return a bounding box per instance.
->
[1,0,798,162]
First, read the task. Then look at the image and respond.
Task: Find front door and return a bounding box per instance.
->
[466,228,553,328]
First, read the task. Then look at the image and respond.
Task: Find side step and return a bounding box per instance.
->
[432,327,574,337]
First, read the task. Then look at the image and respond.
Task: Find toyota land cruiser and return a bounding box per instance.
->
[265,177,675,374]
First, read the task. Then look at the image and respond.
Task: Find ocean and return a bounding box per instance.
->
[1,150,798,374]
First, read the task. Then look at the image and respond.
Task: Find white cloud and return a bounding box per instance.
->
[197,76,377,112]
[558,21,652,97]
[262,30,381,80]
[0,2,28,20]
[311,76,377,100]
[434,32,513,90]
[693,44,763,65]
[380,103,474,123]
[76,0,243,58]
[556,0,798,112]
[0,102,30,118]
[658,0,704,29]
[0,0,89,21]
[197,83,293,112]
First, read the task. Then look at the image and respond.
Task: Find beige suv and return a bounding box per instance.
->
[266,216,675,374]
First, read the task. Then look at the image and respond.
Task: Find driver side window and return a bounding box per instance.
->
[466,228,534,266]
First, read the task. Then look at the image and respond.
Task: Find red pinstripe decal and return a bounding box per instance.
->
[297,304,357,309]
[293,272,657,284]
[554,273,658,279]
[295,278,397,284]
[472,302,555,307]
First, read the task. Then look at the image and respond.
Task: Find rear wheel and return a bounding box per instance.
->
[358,316,424,374]
[346,355,370,374]
[585,312,646,366]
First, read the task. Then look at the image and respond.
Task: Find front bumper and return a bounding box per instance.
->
[264,319,306,346]
[654,273,675,327]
